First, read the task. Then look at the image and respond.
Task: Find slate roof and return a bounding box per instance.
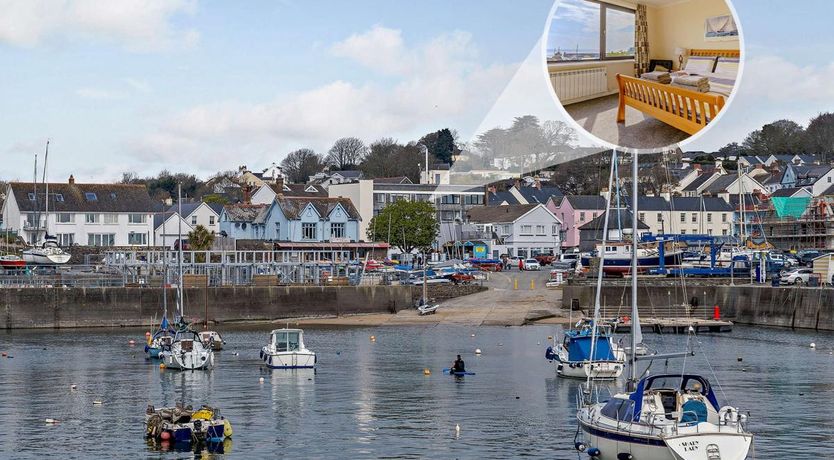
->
[274,197,361,220]
[517,186,563,204]
[739,155,766,165]
[331,170,363,179]
[771,187,808,198]
[486,191,519,206]
[578,209,649,230]
[681,173,714,192]
[278,183,328,197]
[373,176,413,184]
[634,196,734,212]
[9,182,154,213]
[465,204,539,223]
[564,195,607,210]
[821,184,834,196]
[165,202,220,218]
[222,204,270,223]
[728,194,766,208]
[701,175,737,194]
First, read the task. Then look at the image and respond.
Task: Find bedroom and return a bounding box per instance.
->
[546,0,742,150]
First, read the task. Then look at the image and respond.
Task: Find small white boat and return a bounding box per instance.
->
[161,329,215,370]
[260,328,316,369]
[417,304,439,315]
[199,331,225,351]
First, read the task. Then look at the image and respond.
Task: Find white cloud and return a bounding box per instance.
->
[0,0,199,51]
[741,55,834,102]
[130,27,518,172]
[75,87,124,100]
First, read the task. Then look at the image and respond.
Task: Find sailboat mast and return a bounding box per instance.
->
[42,140,49,240]
[630,151,639,386]
[177,184,184,321]
[32,153,38,243]
[162,203,168,318]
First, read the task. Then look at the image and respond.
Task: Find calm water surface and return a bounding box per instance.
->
[0,324,831,459]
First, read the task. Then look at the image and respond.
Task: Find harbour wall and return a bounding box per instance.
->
[562,284,834,331]
[1,285,413,329]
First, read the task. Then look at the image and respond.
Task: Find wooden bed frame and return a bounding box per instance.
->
[616,49,739,135]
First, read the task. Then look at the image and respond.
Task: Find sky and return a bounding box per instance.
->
[1,0,833,182]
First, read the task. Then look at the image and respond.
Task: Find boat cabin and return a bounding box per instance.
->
[604,374,722,425]
[270,329,306,353]
[563,329,617,362]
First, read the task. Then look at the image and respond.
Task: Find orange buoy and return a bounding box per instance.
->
[160,431,171,440]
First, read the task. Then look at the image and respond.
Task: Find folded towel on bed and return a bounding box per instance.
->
[641,71,671,83]
[671,82,710,93]
[672,75,710,91]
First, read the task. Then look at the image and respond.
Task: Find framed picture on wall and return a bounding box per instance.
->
[705,15,738,41]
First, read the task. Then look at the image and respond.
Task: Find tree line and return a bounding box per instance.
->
[716,113,834,163]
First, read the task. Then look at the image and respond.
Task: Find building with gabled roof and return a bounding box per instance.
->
[546,194,607,248]
[464,203,562,258]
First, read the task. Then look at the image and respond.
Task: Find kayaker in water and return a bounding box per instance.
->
[451,355,465,373]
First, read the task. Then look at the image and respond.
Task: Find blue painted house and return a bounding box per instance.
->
[219,204,270,239]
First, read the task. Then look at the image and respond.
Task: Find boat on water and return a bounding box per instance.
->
[574,150,753,460]
[145,403,231,445]
[199,331,225,351]
[260,328,316,369]
[546,322,625,380]
[162,328,215,370]
[146,316,175,359]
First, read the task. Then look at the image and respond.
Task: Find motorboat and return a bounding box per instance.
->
[199,331,226,351]
[576,374,752,460]
[161,328,215,370]
[417,304,439,315]
[145,403,231,446]
[260,328,316,369]
[546,321,625,380]
[581,241,683,275]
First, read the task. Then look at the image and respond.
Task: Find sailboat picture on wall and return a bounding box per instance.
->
[705,14,738,40]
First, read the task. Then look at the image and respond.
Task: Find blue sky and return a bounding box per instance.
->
[1,0,832,182]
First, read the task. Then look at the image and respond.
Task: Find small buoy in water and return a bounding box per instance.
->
[515,396,520,399]
[799,393,805,396]
[259,377,265,384]
[475,348,482,355]
[159,363,166,369]
[737,357,742,362]
[547,336,553,340]
[234,352,239,356]
[160,431,172,441]
[537,341,541,345]
[742,368,747,372]
[128,340,136,346]
[471,334,475,337]
[810,343,816,349]
[498,343,503,347]
[688,326,695,333]
[93,400,103,405]
[455,424,460,433]
[423,368,431,376]
[370,335,376,342]
[45,418,59,424]
[70,384,77,391]
[1,352,6,357]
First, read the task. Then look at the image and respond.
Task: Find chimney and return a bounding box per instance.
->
[242,184,252,204]
[692,164,701,171]
[535,178,542,190]
[274,176,284,191]
[68,174,75,184]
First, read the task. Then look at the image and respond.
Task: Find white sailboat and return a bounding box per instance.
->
[574,151,753,460]
[161,184,215,371]
[23,141,70,265]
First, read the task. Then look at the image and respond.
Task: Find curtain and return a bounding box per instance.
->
[634,4,649,76]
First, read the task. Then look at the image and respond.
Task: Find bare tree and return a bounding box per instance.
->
[281,148,325,183]
[326,137,367,170]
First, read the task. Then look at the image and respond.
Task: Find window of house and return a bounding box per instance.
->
[548,0,635,62]
[374,193,385,203]
[55,193,64,202]
[27,192,35,201]
[502,224,512,235]
[681,229,686,235]
[56,213,74,223]
[691,213,697,223]
[209,216,215,225]
[85,192,97,201]
[639,212,645,222]
[302,223,317,240]
[57,233,74,246]
[128,213,147,224]
[722,229,728,236]
[275,222,280,237]
[85,213,100,224]
[722,213,728,222]
[331,222,345,239]
[552,224,559,235]
[579,212,586,222]
[707,213,712,223]
[88,233,115,246]
[657,213,663,222]
[440,211,456,221]
[536,225,546,235]
[191,215,197,225]
[680,213,685,223]
[128,232,147,245]
[521,225,532,235]
[103,214,118,224]
[708,229,713,235]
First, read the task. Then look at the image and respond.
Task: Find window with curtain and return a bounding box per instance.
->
[548,0,635,62]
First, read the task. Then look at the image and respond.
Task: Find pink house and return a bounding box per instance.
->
[546,195,607,249]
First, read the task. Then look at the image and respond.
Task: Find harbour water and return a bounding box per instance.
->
[0,324,831,458]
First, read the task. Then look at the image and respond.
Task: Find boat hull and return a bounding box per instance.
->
[260,348,316,369]
[162,349,214,370]
[555,359,624,380]
[582,251,683,275]
[22,250,70,265]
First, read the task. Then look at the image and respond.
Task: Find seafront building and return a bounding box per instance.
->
[461,203,562,259]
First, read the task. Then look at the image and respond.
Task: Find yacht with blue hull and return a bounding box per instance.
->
[546,325,625,380]
[260,328,316,369]
[576,374,752,460]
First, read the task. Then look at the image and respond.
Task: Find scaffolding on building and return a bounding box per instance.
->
[760,197,834,250]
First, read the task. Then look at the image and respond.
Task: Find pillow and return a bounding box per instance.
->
[654,65,669,72]
[683,56,716,74]
[714,57,740,77]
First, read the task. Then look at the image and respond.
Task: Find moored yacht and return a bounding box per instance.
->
[546,321,625,380]
[260,328,316,369]
[199,330,225,351]
[161,328,215,370]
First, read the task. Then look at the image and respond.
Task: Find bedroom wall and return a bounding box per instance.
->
[646,0,739,68]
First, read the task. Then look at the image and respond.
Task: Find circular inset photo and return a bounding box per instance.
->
[544,0,743,151]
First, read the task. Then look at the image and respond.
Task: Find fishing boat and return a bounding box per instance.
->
[574,151,753,460]
[260,328,316,369]
[581,242,683,276]
[199,331,225,351]
[546,322,625,380]
[145,403,231,445]
[23,142,70,266]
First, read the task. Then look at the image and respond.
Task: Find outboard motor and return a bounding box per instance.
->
[545,346,557,361]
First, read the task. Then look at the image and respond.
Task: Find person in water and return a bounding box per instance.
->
[451,354,465,373]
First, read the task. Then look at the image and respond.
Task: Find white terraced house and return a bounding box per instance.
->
[1,176,155,247]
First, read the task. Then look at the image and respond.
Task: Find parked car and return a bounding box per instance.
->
[782,253,800,267]
[798,251,824,267]
[523,258,541,271]
[782,267,814,285]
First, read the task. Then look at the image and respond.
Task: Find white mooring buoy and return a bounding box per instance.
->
[475,348,482,355]
[811,343,817,349]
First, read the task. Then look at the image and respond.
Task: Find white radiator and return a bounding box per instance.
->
[550,67,608,105]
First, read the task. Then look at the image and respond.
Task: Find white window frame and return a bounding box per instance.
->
[85,213,100,224]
